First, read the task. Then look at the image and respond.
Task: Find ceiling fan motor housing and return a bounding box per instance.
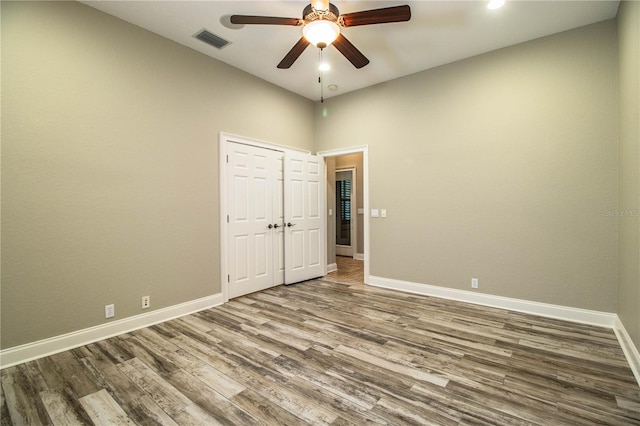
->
[303,3,340,24]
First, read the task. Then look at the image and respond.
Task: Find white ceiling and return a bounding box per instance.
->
[82,1,620,101]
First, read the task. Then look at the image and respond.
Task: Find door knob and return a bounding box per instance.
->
[268,224,273,229]
[273,223,280,229]
[286,222,296,227]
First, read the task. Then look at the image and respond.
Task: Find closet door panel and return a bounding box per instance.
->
[227,143,282,298]
[284,152,325,284]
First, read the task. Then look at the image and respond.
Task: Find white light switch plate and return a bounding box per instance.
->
[381,209,387,218]
[371,209,379,218]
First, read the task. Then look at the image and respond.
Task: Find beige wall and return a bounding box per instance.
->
[315,20,619,312]
[617,0,640,350]
[1,1,314,349]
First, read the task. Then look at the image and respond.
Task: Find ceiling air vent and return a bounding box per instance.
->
[194,29,230,50]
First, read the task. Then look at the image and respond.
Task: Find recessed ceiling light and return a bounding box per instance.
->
[487,0,505,10]
[319,63,331,71]
[328,84,338,91]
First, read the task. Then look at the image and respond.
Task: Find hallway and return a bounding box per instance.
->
[326,256,364,285]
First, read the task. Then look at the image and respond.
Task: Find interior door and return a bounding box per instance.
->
[227,142,284,298]
[284,151,325,284]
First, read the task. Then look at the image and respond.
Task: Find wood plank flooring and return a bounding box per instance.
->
[2,259,640,425]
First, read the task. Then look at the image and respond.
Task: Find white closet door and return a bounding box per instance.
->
[227,142,284,298]
[284,152,325,284]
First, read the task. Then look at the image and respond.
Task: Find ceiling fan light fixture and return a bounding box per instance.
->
[303,20,340,48]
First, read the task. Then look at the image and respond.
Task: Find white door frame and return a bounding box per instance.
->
[219,132,314,302]
[317,146,370,284]
[335,167,356,258]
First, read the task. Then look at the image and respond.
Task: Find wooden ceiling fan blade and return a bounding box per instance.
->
[230,15,302,26]
[340,5,411,27]
[277,38,311,69]
[332,34,369,69]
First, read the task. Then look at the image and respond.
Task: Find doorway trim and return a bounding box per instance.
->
[317,146,370,284]
[219,132,312,302]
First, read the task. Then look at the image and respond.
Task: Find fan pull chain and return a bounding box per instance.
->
[319,48,324,103]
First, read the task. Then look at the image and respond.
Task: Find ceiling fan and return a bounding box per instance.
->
[230,0,411,69]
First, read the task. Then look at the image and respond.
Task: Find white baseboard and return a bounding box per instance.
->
[354,253,365,261]
[368,275,617,328]
[0,293,224,369]
[614,316,640,386]
[327,263,338,273]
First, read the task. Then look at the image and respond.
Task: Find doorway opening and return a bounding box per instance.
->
[325,256,365,285]
[318,146,369,284]
[336,168,356,257]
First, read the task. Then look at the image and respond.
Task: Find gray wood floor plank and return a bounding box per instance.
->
[165,350,246,399]
[617,395,640,412]
[117,358,191,417]
[79,388,136,425]
[1,369,48,426]
[201,352,338,424]
[211,302,271,326]
[40,390,88,425]
[169,403,226,425]
[0,378,9,426]
[271,354,381,410]
[205,322,282,360]
[79,353,179,426]
[230,388,309,426]
[164,369,257,425]
[371,396,460,426]
[2,259,639,425]
[334,344,449,387]
[284,375,389,425]
[118,336,181,377]
[557,400,640,425]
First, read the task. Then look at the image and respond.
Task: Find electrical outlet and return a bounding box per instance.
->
[471,278,479,289]
[142,296,150,309]
[105,304,115,318]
